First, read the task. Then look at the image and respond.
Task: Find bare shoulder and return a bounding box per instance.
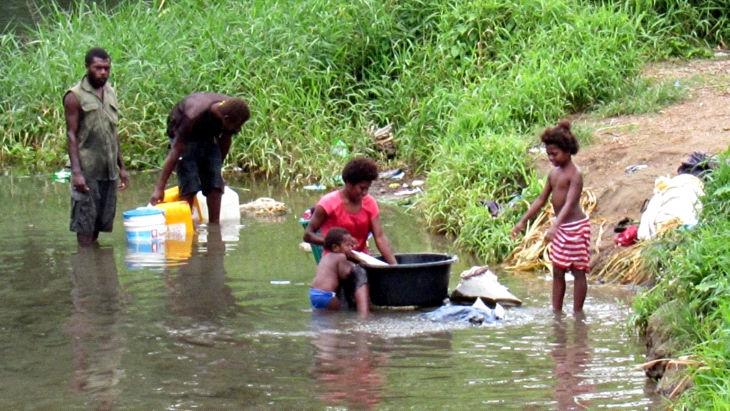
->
[320,252,346,266]
[63,91,79,108]
[569,162,583,180]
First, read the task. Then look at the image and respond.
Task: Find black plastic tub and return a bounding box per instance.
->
[364,253,458,307]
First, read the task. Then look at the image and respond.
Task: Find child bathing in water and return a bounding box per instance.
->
[512,120,590,313]
[310,227,370,317]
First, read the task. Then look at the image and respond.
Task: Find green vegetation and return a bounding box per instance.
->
[631,152,730,409]
[593,0,729,58]
[0,0,728,406]
[0,0,724,261]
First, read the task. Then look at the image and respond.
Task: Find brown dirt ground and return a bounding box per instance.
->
[558,56,730,260]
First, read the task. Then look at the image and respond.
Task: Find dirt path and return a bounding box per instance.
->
[569,57,729,255]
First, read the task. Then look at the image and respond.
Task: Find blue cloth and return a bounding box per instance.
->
[423,304,497,325]
[310,288,336,309]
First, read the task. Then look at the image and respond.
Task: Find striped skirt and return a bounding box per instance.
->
[549,217,591,272]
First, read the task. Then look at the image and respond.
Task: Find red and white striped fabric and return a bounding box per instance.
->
[549,217,592,272]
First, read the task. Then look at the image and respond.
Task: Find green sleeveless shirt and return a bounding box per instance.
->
[66,76,120,180]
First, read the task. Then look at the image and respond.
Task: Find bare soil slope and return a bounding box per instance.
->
[563,58,729,254]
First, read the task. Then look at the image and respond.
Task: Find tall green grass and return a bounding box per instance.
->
[631,151,730,409]
[0,0,724,265]
[589,0,729,57]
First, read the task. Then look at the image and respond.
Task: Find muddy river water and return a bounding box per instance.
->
[0,173,659,408]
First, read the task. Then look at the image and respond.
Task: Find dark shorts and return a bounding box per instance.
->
[176,140,224,198]
[69,179,117,234]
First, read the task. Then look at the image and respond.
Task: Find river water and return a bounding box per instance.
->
[0,172,659,409]
[0,0,125,33]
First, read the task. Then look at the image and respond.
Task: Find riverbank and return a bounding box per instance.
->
[1,0,728,406]
[533,57,729,407]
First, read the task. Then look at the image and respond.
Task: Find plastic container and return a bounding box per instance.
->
[193,186,240,223]
[123,207,167,243]
[364,253,458,307]
[165,236,193,263]
[163,186,182,202]
[299,219,323,264]
[154,200,193,238]
[125,240,165,270]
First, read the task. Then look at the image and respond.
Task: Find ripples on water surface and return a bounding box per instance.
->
[0,174,658,409]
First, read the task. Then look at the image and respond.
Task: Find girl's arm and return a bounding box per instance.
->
[511,176,552,238]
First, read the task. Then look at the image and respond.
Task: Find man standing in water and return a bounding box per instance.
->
[149,93,250,223]
[64,47,129,246]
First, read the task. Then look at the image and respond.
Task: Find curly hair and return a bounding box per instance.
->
[541,120,579,155]
[324,227,350,251]
[85,47,110,66]
[342,157,378,184]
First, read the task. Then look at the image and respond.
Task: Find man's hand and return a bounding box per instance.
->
[118,169,130,191]
[72,172,89,193]
[150,186,164,205]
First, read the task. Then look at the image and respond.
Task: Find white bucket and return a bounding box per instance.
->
[193,186,240,224]
[125,240,166,270]
[123,207,167,243]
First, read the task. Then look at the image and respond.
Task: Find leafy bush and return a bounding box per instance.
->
[632,151,730,409]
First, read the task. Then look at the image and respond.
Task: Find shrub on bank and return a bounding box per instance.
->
[631,152,730,409]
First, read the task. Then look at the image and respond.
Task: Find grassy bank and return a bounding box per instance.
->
[0,0,723,261]
[631,152,730,409]
[1,0,728,406]
[0,0,646,263]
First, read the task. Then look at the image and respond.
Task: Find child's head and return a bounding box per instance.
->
[324,227,353,253]
[541,120,578,155]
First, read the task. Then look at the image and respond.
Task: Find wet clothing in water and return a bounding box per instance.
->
[317,191,379,253]
[69,179,117,234]
[310,288,336,309]
[549,217,591,272]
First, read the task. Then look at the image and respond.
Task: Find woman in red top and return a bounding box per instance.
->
[304,157,397,265]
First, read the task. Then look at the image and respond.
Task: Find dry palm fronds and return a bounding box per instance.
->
[591,218,683,284]
[638,356,705,371]
[505,190,596,273]
[594,244,651,285]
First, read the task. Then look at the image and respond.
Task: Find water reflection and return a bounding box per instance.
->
[551,312,595,410]
[65,245,126,411]
[309,314,387,409]
[165,226,237,321]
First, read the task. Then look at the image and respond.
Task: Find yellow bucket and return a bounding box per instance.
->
[161,186,204,223]
[154,200,193,235]
[163,186,182,202]
[165,236,193,262]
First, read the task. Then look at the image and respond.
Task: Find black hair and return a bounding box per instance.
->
[324,227,350,251]
[342,157,378,184]
[540,120,578,155]
[218,98,250,128]
[85,47,111,66]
